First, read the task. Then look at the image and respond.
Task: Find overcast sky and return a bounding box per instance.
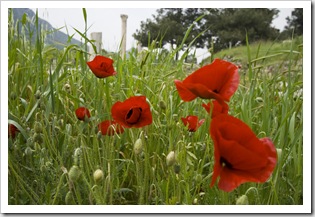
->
[31,8,293,51]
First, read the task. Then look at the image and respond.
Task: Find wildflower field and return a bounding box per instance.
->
[7,9,303,207]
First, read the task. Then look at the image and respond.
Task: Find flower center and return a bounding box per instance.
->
[126,107,142,124]
[220,157,233,169]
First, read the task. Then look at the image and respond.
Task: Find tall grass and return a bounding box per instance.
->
[8,9,303,205]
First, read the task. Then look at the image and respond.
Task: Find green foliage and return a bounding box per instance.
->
[133,8,280,54]
[133,8,207,59]
[281,8,303,39]
[8,9,303,206]
[205,8,280,51]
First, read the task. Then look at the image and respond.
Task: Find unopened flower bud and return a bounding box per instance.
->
[195,174,202,183]
[34,121,42,133]
[73,148,82,166]
[97,131,102,140]
[159,100,166,110]
[166,151,176,167]
[64,83,71,93]
[68,165,81,182]
[174,164,181,174]
[33,133,43,144]
[193,198,198,205]
[93,169,104,183]
[134,138,143,155]
[35,89,41,99]
[24,147,33,156]
[276,148,282,160]
[236,195,249,205]
[10,92,17,100]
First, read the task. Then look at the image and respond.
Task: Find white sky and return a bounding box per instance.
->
[31,8,294,54]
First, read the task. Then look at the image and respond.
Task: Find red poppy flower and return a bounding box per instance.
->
[98,120,124,136]
[8,124,19,139]
[202,100,229,118]
[86,55,117,78]
[111,96,152,128]
[174,59,239,103]
[75,107,91,121]
[209,114,277,192]
[181,115,205,132]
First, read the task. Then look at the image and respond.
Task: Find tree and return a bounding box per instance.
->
[133,8,280,55]
[285,8,303,36]
[133,8,207,60]
[202,8,280,52]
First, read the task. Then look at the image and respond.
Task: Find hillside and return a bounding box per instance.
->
[201,36,303,67]
[10,8,82,49]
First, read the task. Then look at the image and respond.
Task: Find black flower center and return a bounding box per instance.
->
[220,157,233,169]
[213,89,220,94]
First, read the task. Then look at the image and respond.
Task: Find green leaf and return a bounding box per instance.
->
[82,8,87,24]
[21,13,27,25]
[289,112,296,141]
[8,119,29,140]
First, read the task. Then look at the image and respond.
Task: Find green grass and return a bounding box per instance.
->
[8,9,303,205]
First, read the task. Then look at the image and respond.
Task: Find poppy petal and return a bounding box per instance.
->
[175,59,239,102]
[174,80,197,102]
[87,55,117,78]
[75,107,91,121]
[202,100,229,118]
[210,114,277,192]
[111,96,152,128]
[181,115,204,132]
[98,120,124,136]
[8,124,19,139]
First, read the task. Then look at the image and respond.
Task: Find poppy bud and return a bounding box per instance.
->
[73,148,82,166]
[35,89,41,99]
[93,169,104,184]
[159,100,166,110]
[33,133,43,144]
[97,131,102,140]
[174,164,181,174]
[236,195,249,205]
[276,148,282,160]
[34,142,41,152]
[166,151,176,167]
[10,92,17,100]
[68,165,81,182]
[195,174,203,183]
[64,83,71,93]
[58,119,64,128]
[65,191,76,205]
[24,147,33,156]
[34,121,42,133]
[134,138,143,155]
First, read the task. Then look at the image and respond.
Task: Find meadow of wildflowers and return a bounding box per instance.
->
[7,8,304,209]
